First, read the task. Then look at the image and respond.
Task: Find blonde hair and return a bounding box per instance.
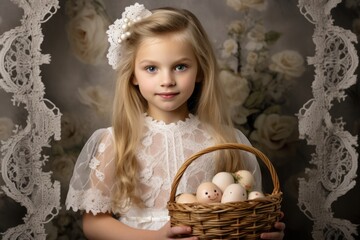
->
[111,7,243,212]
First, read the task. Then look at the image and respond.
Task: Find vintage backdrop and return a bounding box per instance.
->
[0,0,359,239]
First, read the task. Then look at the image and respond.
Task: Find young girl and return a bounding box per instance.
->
[66,3,285,240]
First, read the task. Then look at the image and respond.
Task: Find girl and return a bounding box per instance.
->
[66,3,285,240]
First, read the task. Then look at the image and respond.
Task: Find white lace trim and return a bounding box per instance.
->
[0,0,61,239]
[297,0,359,239]
[66,186,112,215]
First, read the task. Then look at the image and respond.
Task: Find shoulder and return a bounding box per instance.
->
[233,128,252,146]
[82,127,114,155]
[88,127,114,142]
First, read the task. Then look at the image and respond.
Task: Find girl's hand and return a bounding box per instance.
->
[260,222,286,240]
[158,221,198,240]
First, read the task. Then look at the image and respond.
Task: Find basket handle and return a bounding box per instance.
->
[169,143,280,202]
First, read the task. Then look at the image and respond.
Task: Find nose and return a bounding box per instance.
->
[160,70,176,87]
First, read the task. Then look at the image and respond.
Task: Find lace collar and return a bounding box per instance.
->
[143,113,199,131]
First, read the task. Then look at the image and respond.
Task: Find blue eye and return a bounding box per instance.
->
[146,66,157,73]
[175,64,188,71]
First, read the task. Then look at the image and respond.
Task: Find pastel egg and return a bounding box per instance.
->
[196,182,222,204]
[212,172,235,192]
[221,183,247,203]
[234,170,255,191]
[176,193,197,203]
[248,191,265,200]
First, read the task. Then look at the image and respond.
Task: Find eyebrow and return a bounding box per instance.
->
[138,57,194,65]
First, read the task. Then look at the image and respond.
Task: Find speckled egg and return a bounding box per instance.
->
[234,170,255,191]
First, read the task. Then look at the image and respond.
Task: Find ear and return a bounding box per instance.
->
[132,76,139,85]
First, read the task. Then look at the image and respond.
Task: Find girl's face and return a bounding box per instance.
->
[133,33,199,123]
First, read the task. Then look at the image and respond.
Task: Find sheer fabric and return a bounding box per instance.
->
[66,114,261,230]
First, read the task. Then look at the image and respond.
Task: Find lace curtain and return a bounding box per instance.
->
[0,0,62,239]
[0,0,359,239]
[297,0,359,239]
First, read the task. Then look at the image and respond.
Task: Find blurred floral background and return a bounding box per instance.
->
[218,1,305,161]
[0,0,359,239]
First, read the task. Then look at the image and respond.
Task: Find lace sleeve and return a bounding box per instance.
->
[235,129,263,192]
[65,128,117,215]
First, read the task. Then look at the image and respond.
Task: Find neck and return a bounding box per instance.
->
[146,109,190,124]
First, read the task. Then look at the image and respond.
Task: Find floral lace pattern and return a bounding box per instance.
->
[66,114,262,230]
[297,0,359,239]
[0,0,61,239]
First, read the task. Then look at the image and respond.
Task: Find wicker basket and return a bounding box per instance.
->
[167,143,282,240]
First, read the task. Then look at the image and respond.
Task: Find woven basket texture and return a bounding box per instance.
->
[167,143,282,240]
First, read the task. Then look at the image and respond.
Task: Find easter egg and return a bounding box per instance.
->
[248,191,265,200]
[196,182,222,204]
[212,171,235,192]
[176,193,197,203]
[221,183,247,203]
[234,170,255,191]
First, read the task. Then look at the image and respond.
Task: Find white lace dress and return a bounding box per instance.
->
[66,114,262,230]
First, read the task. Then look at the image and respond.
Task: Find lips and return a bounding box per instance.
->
[156,92,179,99]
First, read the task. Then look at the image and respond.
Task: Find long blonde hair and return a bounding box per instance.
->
[111,7,243,212]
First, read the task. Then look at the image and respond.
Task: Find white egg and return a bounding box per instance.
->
[221,183,247,203]
[234,170,255,191]
[248,191,265,200]
[176,193,197,203]
[212,172,235,192]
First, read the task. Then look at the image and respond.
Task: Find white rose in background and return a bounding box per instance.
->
[221,39,238,58]
[78,85,112,117]
[226,0,267,11]
[246,51,258,66]
[0,117,14,141]
[231,105,254,126]
[228,20,246,35]
[269,50,305,79]
[219,70,250,106]
[250,113,298,150]
[245,24,266,51]
[66,0,110,65]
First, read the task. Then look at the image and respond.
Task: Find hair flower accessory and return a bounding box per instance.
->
[106,3,152,69]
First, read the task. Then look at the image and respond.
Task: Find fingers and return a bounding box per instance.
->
[260,222,286,240]
[168,225,192,236]
[274,222,286,231]
[260,231,284,240]
[164,222,198,240]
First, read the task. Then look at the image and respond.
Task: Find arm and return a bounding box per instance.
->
[82,213,198,240]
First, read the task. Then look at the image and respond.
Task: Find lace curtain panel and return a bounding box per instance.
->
[0,0,359,239]
[0,0,62,239]
[297,0,359,239]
